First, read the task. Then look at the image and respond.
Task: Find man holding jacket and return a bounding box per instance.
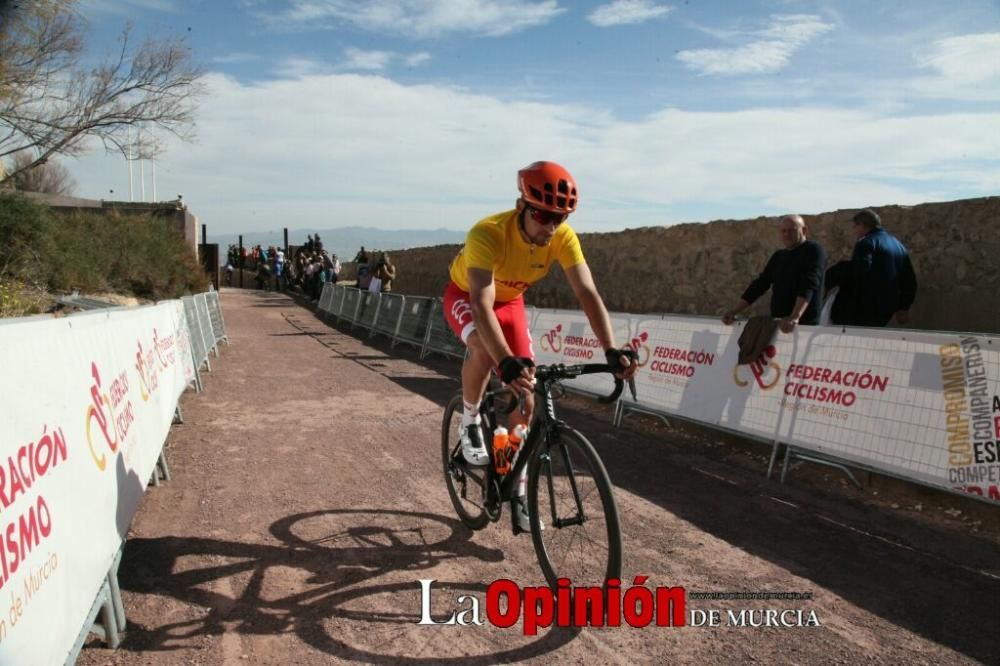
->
[722,214,826,333]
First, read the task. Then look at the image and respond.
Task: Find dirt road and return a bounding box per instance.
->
[77,289,1000,665]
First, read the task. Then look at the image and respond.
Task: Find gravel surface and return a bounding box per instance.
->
[77,288,1000,665]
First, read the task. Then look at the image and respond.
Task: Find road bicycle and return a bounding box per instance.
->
[442,362,630,590]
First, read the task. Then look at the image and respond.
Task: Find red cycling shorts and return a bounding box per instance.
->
[443,282,534,360]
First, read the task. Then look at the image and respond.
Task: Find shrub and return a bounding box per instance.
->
[0,193,208,314]
[0,279,49,318]
[0,193,55,285]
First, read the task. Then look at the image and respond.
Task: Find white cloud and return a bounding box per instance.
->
[341,49,433,71]
[677,14,833,75]
[212,53,262,65]
[65,72,1000,236]
[587,0,673,28]
[916,32,1000,86]
[271,57,331,78]
[405,52,433,67]
[269,49,431,76]
[343,48,395,71]
[81,0,180,14]
[266,0,565,38]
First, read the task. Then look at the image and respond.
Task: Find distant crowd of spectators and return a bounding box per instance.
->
[225,234,340,299]
[224,235,397,298]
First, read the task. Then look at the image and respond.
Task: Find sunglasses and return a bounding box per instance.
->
[527,206,567,227]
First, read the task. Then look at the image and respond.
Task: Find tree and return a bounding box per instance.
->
[0,0,204,186]
[4,151,76,195]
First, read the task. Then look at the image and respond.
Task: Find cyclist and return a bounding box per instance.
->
[443,160,638,532]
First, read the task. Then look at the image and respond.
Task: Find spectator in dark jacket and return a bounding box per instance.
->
[722,214,827,333]
[844,209,917,327]
[823,260,853,325]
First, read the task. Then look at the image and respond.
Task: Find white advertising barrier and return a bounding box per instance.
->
[0,301,194,664]
[531,309,632,398]
[624,314,1000,504]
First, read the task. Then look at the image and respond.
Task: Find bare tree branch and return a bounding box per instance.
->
[0,1,203,185]
[5,150,76,195]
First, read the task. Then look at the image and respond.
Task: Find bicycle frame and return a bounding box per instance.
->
[476,370,602,522]
[448,360,629,525]
[444,360,630,588]
[477,383,554,506]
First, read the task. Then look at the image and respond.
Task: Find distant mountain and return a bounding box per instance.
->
[208,226,465,259]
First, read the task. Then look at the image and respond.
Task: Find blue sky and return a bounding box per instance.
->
[68,0,1000,238]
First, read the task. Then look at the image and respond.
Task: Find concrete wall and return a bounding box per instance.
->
[22,192,199,257]
[342,196,1000,334]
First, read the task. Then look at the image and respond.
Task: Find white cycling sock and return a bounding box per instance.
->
[461,400,481,428]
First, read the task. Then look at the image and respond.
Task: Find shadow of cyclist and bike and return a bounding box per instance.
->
[117,508,579,663]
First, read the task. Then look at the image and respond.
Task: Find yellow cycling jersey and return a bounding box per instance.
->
[449,209,586,302]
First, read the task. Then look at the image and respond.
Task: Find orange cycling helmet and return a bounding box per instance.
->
[517,161,578,214]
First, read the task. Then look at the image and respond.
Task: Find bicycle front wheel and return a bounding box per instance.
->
[527,427,622,590]
[442,393,490,530]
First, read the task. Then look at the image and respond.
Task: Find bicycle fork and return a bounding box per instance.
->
[542,434,588,528]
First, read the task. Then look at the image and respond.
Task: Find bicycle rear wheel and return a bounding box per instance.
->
[442,393,490,530]
[527,427,622,590]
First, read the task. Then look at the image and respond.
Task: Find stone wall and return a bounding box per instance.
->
[342,196,1000,334]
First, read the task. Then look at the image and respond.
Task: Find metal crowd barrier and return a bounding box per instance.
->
[318,286,464,360]
[194,293,217,361]
[318,282,335,313]
[393,296,434,350]
[355,291,381,332]
[372,293,405,341]
[206,290,229,349]
[420,299,466,360]
[182,290,231,394]
[181,296,207,384]
[308,285,996,506]
[330,283,347,319]
[68,290,228,662]
[341,287,362,324]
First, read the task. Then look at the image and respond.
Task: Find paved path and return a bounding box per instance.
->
[78,288,999,665]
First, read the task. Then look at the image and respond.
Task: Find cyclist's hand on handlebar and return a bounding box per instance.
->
[499,356,536,395]
[605,347,638,380]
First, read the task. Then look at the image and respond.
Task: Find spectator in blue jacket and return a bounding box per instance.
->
[847,209,917,327]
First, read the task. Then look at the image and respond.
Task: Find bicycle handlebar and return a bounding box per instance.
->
[536,362,626,403]
[501,362,629,414]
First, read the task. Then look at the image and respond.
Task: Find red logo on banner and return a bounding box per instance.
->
[539,324,563,353]
[628,332,651,367]
[85,362,119,471]
[85,361,135,471]
[733,345,781,390]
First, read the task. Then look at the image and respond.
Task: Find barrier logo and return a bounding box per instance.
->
[628,332,651,367]
[85,362,119,471]
[938,337,1000,501]
[135,340,159,402]
[539,324,563,353]
[85,361,135,471]
[733,346,781,390]
[152,327,173,368]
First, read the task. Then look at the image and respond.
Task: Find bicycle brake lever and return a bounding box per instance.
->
[598,378,624,404]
